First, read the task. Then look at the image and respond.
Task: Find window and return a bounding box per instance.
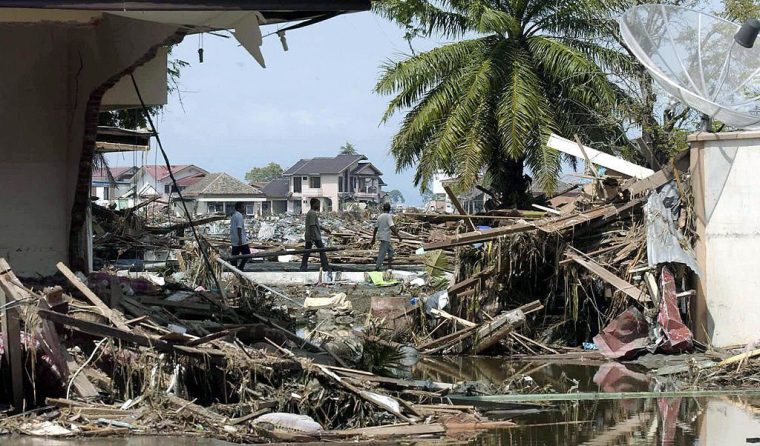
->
[245,204,255,216]
[293,177,302,193]
[207,202,224,214]
[102,187,110,200]
[164,184,179,194]
[309,176,321,189]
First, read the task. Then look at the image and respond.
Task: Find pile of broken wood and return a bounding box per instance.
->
[0,257,520,442]
[405,151,698,360]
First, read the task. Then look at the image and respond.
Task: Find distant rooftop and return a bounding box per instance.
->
[183,172,262,197]
[283,154,366,176]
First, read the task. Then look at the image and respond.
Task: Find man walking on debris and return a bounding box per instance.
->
[300,198,331,272]
[371,202,402,271]
[230,202,251,270]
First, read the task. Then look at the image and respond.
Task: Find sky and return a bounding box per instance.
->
[107,11,444,206]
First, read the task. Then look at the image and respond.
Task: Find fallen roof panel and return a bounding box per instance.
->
[547,134,654,180]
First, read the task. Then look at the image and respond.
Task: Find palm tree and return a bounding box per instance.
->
[339,142,358,155]
[375,0,635,205]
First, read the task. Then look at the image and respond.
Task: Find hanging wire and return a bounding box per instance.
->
[129,73,224,303]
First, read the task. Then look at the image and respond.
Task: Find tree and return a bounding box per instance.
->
[339,142,358,155]
[245,162,283,183]
[387,189,405,205]
[375,0,634,207]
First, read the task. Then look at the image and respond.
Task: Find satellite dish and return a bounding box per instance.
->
[620,4,760,129]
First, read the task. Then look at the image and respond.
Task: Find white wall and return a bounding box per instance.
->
[0,15,180,275]
[693,134,760,347]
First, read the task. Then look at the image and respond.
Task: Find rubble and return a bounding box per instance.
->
[6,149,760,443]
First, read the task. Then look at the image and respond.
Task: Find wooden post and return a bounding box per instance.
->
[0,259,25,413]
[443,185,477,232]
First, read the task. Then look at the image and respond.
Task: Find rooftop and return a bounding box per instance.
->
[183,172,262,197]
[283,154,366,176]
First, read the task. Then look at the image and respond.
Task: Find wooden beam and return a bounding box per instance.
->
[56,262,130,331]
[443,185,476,232]
[0,279,24,413]
[567,253,649,303]
[37,309,225,360]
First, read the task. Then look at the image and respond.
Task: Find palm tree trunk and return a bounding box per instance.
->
[489,156,532,209]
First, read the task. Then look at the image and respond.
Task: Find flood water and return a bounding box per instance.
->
[4,357,760,445]
[412,356,760,445]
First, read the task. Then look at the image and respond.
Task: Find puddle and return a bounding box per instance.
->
[411,356,652,393]
[474,396,760,445]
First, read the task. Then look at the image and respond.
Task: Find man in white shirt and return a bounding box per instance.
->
[230,202,250,270]
[371,202,402,271]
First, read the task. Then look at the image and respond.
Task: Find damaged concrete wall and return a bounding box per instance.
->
[0,15,182,276]
[691,131,760,347]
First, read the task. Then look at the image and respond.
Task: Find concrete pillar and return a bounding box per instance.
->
[0,15,183,276]
[690,131,760,347]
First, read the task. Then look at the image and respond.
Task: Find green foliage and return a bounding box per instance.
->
[245,162,283,183]
[375,0,634,203]
[723,0,760,21]
[387,189,405,204]
[339,142,358,155]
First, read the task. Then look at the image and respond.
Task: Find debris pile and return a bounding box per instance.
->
[0,252,519,442]
[400,152,701,361]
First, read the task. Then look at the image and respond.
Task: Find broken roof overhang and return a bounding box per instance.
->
[96,126,151,153]
[0,1,370,67]
[0,1,370,15]
[547,134,655,180]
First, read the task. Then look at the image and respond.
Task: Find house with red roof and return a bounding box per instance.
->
[91,164,208,208]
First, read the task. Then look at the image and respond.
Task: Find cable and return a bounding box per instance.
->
[129,73,224,304]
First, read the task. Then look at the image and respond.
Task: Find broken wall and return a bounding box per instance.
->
[0,15,182,275]
[691,131,760,347]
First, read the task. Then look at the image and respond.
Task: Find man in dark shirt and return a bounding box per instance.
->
[300,198,331,272]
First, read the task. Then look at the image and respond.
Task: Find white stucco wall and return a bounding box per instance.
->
[0,15,180,275]
[693,134,760,347]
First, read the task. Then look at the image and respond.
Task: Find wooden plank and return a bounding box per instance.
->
[56,262,130,331]
[568,254,649,303]
[62,349,101,399]
[443,185,476,231]
[334,423,446,437]
[168,394,226,422]
[429,309,477,328]
[0,280,24,413]
[625,150,689,196]
[139,297,212,312]
[37,309,224,359]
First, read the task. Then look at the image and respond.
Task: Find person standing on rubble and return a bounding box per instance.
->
[300,198,332,272]
[371,202,402,271]
[230,202,251,270]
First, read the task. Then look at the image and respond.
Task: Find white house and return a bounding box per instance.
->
[178,172,266,217]
[274,154,386,213]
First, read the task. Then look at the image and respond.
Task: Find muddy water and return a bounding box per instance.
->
[413,357,760,445]
[4,358,760,445]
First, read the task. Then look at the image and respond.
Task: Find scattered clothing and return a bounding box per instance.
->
[367,271,398,286]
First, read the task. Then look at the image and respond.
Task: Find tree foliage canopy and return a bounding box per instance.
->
[245,162,284,183]
[387,189,406,204]
[339,142,358,155]
[375,0,635,199]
